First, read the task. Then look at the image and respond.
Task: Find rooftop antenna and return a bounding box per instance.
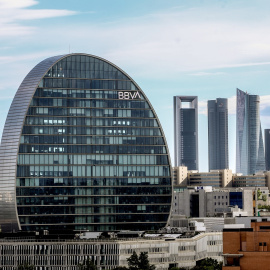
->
[69,45,70,54]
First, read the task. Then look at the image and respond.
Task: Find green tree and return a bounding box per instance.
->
[17,262,34,270]
[127,251,155,270]
[77,257,97,270]
[257,189,262,200]
[138,252,155,270]
[127,251,139,270]
[192,258,222,270]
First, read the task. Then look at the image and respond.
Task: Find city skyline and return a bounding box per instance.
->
[1,0,270,172]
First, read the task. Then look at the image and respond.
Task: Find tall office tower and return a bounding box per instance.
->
[236,88,265,175]
[208,98,229,171]
[174,96,198,170]
[265,129,270,171]
[0,53,172,233]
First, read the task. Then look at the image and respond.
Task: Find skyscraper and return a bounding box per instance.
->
[236,88,265,175]
[0,53,172,233]
[265,129,270,171]
[208,98,229,171]
[174,96,198,170]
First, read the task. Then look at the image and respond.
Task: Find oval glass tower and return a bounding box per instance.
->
[0,54,172,232]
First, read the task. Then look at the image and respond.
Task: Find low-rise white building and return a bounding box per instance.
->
[0,232,223,269]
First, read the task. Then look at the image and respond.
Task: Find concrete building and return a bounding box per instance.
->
[234,216,270,228]
[170,216,246,232]
[173,166,270,190]
[0,232,222,269]
[223,220,270,269]
[188,170,232,188]
[173,166,232,188]
[236,88,265,175]
[169,215,270,234]
[0,53,172,233]
[173,166,188,186]
[233,174,267,187]
[172,187,254,218]
[208,98,229,171]
[173,96,198,170]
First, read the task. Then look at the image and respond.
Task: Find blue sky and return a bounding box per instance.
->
[1,0,270,172]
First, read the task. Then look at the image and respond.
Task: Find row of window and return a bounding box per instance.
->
[25,117,158,127]
[17,165,170,178]
[17,205,170,215]
[3,244,99,255]
[20,135,165,146]
[1,255,103,267]
[19,145,167,154]
[21,222,163,232]
[17,213,170,224]
[47,55,125,71]
[22,126,161,136]
[214,202,228,206]
[30,98,148,109]
[41,78,136,90]
[46,60,129,80]
[17,196,172,206]
[34,89,138,99]
[16,177,171,187]
[16,186,171,196]
[18,154,168,165]
[27,107,154,118]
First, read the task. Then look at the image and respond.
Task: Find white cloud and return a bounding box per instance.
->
[29,3,268,80]
[198,100,207,115]
[1,2,270,76]
[0,51,61,64]
[260,95,270,111]
[228,96,236,115]
[102,5,270,75]
[0,0,76,37]
[189,72,227,76]
[0,0,37,9]
[261,116,270,133]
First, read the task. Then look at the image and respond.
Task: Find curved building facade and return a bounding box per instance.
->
[236,88,265,175]
[0,54,172,232]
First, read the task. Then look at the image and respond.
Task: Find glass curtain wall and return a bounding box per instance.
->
[16,54,172,231]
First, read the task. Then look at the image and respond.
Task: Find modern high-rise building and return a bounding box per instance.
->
[236,88,265,175]
[0,53,172,233]
[265,129,270,171]
[208,98,229,171]
[173,96,198,170]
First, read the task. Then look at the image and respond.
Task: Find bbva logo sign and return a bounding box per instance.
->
[118,91,141,100]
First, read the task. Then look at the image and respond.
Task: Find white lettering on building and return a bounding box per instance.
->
[118,91,141,99]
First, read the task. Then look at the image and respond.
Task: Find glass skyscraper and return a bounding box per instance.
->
[0,54,172,232]
[265,129,270,171]
[173,96,198,170]
[236,88,265,175]
[208,98,229,171]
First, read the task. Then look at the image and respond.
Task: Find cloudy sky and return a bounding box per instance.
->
[1,0,270,172]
